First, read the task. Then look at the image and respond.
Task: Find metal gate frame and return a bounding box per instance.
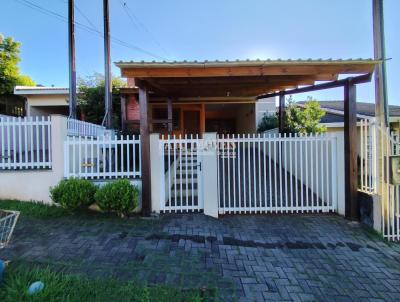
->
[159,135,204,213]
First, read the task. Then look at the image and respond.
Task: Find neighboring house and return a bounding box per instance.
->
[14,86,69,117]
[298,100,400,133]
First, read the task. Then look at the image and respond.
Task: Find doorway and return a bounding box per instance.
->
[183,110,200,135]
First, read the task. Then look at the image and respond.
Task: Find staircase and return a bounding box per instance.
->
[165,152,201,210]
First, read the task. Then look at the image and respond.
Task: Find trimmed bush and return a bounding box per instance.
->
[95,179,139,217]
[50,178,96,211]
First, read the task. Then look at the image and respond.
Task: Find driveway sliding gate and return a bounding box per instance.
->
[159,133,338,214]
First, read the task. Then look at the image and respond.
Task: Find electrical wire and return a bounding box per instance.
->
[119,0,170,58]
[14,0,166,60]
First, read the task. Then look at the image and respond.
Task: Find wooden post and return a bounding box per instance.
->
[103,0,113,129]
[167,98,173,134]
[278,92,285,133]
[68,0,77,119]
[120,94,126,133]
[344,79,358,220]
[200,103,205,135]
[139,86,151,216]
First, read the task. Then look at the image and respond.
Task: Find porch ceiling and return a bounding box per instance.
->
[116,59,378,98]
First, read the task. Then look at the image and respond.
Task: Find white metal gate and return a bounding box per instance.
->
[158,133,338,215]
[217,133,338,214]
[159,135,204,213]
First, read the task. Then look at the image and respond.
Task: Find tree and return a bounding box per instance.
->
[0,34,35,94]
[77,73,126,129]
[285,96,327,134]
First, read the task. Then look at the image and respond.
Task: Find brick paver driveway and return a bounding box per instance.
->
[1,214,400,301]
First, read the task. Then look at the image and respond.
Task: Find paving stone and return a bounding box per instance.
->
[1,214,400,301]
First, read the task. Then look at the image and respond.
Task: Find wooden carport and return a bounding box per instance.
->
[116,59,378,217]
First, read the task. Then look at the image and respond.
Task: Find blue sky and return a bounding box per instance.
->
[1,0,399,104]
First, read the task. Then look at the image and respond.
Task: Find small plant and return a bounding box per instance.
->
[257,113,278,132]
[95,179,139,217]
[50,179,96,211]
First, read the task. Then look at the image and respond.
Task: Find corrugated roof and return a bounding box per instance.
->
[115,58,378,68]
[14,86,69,95]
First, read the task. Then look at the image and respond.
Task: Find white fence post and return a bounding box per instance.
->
[50,115,68,180]
[330,135,338,213]
[150,133,162,213]
[335,132,345,215]
[203,132,218,218]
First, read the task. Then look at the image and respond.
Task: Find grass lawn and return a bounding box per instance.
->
[0,263,214,302]
[0,199,69,219]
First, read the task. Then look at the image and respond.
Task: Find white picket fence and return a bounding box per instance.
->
[217,133,338,214]
[359,119,377,194]
[159,135,203,213]
[64,135,141,179]
[380,127,400,241]
[360,119,400,241]
[67,118,107,137]
[0,116,52,169]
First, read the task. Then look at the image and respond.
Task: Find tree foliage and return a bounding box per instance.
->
[285,96,327,134]
[0,34,35,94]
[77,73,126,129]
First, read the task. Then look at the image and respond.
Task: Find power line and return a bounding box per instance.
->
[14,0,165,60]
[74,3,99,31]
[119,0,170,58]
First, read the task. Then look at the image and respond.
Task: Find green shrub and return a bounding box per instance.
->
[95,179,139,217]
[257,113,278,132]
[50,178,96,211]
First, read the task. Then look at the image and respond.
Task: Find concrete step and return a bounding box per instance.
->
[166,196,199,207]
[170,189,198,197]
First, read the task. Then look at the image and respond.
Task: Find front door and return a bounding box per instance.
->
[183,110,200,135]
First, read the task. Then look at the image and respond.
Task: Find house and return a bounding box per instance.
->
[297,100,400,132]
[0,58,381,224]
[114,58,377,217]
[13,86,69,117]
[318,101,400,132]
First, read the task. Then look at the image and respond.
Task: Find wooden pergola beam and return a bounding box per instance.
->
[121,63,376,78]
[148,75,335,85]
[256,73,372,99]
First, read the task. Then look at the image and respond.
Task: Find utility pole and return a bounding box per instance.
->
[103,0,113,129]
[68,0,77,119]
[373,0,388,127]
